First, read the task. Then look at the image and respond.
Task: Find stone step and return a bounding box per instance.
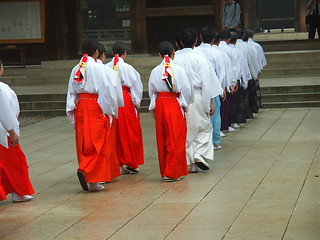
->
[18,93,66,102]
[19,101,66,111]
[260,85,320,94]
[265,61,320,69]
[259,39,320,52]
[19,109,67,117]
[262,92,320,102]
[262,101,320,108]
[265,50,320,62]
[3,66,42,76]
[1,76,68,85]
[261,67,320,77]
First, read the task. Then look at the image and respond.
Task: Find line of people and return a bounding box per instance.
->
[151,27,267,181]
[0,26,267,201]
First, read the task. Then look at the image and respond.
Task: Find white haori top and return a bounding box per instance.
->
[0,82,20,148]
[66,56,123,126]
[96,59,124,108]
[228,44,252,89]
[248,38,267,68]
[236,39,261,80]
[195,43,226,95]
[173,48,219,113]
[148,58,194,111]
[212,44,236,90]
[219,41,242,82]
[106,57,143,108]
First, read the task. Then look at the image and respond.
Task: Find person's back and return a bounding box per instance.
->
[105,41,144,174]
[174,28,215,172]
[66,39,122,192]
[0,59,35,203]
[148,41,193,181]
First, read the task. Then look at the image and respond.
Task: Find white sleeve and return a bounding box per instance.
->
[148,68,157,111]
[198,58,213,113]
[98,65,124,118]
[122,65,143,108]
[0,87,19,132]
[176,67,194,108]
[66,67,78,126]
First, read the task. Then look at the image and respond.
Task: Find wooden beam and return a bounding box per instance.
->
[145,6,215,17]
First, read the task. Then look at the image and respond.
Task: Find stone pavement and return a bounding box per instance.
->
[0,108,319,240]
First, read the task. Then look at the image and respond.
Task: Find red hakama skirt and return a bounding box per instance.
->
[115,86,144,169]
[75,93,120,183]
[0,138,34,201]
[155,92,188,179]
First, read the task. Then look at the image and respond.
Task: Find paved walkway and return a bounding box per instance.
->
[0,108,319,240]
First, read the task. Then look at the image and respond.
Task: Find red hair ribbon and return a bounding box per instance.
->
[162,55,170,80]
[74,54,88,83]
[162,55,174,92]
[112,54,119,69]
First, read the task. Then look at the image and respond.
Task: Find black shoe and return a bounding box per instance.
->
[77,171,89,191]
[123,165,139,174]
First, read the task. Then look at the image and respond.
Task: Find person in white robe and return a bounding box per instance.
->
[228,31,252,124]
[174,28,218,173]
[196,26,226,150]
[246,29,267,108]
[234,28,261,115]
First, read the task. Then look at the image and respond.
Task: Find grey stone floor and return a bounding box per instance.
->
[0,108,319,240]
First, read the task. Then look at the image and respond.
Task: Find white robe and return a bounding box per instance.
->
[148,58,194,111]
[212,44,235,90]
[228,43,252,89]
[174,48,214,163]
[0,82,20,149]
[195,43,225,96]
[248,38,267,68]
[66,56,123,126]
[174,48,215,113]
[236,39,261,80]
[219,41,242,83]
[106,57,143,108]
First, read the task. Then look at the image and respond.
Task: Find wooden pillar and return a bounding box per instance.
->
[297,0,307,32]
[214,0,224,30]
[131,0,147,53]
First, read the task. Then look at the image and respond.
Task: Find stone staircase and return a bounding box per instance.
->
[2,63,72,117]
[260,47,320,108]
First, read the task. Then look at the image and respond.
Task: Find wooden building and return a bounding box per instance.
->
[0,0,309,65]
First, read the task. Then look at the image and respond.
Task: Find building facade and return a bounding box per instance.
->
[0,0,308,65]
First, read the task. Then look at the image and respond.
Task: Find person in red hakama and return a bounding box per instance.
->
[0,59,34,202]
[148,41,193,181]
[66,39,123,191]
[106,42,144,174]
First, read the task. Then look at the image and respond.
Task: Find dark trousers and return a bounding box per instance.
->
[220,92,234,131]
[308,15,320,39]
[233,86,247,123]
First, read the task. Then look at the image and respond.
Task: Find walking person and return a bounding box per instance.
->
[148,41,193,181]
[66,39,123,192]
[174,28,219,173]
[0,59,35,202]
[106,42,144,174]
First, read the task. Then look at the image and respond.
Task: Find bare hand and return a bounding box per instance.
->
[8,129,19,146]
[209,99,215,116]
